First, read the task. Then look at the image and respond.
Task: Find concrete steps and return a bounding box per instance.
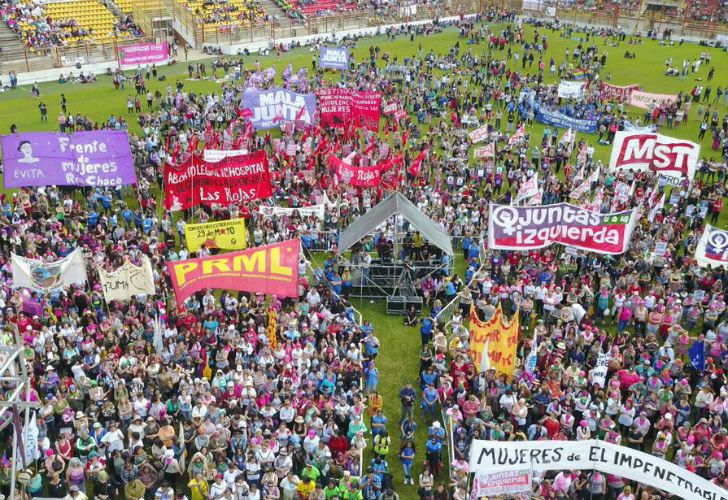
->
[0,24,28,63]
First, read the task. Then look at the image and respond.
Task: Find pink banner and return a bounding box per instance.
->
[629,90,677,109]
[329,153,401,187]
[317,89,381,132]
[167,239,300,305]
[119,42,169,67]
[599,82,640,102]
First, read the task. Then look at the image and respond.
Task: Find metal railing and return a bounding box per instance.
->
[434,240,487,328]
[176,1,479,48]
[1,35,156,74]
[550,5,728,39]
[439,403,456,482]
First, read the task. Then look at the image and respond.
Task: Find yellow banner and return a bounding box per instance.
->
[486,305,520,380]
[468,305,497,373]
[468,304,520,380]
[185,219,247,253]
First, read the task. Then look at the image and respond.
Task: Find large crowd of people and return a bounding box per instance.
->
[0,10,726,500]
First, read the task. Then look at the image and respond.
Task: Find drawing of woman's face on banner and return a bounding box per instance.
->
[16,141,40,164]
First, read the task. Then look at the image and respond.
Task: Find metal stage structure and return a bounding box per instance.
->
[0,326,41,500]
[336,192,455,314]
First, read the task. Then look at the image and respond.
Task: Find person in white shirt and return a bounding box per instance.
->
[223,464,242,491]
[306,288,320,307]
[499,389,518,415]
[100,422,125,453]
[279,472,299,500]
[209,475,228,499]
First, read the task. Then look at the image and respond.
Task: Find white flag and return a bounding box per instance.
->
[570,166,600,200]
[508,124,526,146]
[648,192,665,223]
[515,173,539,204]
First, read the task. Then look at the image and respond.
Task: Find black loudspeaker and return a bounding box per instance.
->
[386,295,423,315]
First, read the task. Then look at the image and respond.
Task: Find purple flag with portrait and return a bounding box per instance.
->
[2,130,137,189]
[319,47,350,70]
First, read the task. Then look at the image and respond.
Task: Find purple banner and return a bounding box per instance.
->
[319,47,350,70]
[2,131,137,188]
[242,88,316,130]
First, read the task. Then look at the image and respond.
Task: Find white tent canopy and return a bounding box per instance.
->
[337,192,454,256]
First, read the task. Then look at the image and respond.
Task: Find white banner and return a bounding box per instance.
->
[203,149,249,162]
[469,440,728,500]
[468,126,489,143]
[570,166,600,200]
[473,143,495,158]
[508,124,526,146]
[558,80,585,99]
[515,173,539,203]
[609,131,699,185]
[12,248,87,291]
[98,255,156,301]
[24,412,39,467]
[258,204,326,219]
[696,224,728,269]
[590,351,611,388]
[383,102,398,115]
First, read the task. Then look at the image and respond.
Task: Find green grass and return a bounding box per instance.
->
[2,20,728,497]
[4,24,728,167]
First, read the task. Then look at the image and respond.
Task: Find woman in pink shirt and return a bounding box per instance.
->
[462,395,479,421]
[616,485,636,500]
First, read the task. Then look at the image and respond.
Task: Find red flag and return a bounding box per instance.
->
[237,108,253,118]
[295,105,307,122]
[408,148,428,177]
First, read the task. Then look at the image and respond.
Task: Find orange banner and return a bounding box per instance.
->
[167,239,300,305]
[468,304,520,379]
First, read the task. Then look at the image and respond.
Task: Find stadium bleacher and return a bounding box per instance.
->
[2,0,141,50]
[684,0,726,22]
[289,0,357,17]
[113,0,135,13]
[176,0,266,26]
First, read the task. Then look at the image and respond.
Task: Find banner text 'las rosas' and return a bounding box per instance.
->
[167,239,299,304]
[2,131,137,189]
[164,151,273,211]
